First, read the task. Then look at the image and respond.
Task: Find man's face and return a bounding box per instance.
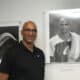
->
[21,23,37,44]
[59,18,70,35]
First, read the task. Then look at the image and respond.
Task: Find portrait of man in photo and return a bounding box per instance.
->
[49,10,80,63]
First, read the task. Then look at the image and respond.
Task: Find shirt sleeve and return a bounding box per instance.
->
[0,48,14,74]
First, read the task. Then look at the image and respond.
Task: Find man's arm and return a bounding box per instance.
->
[50,41,56,62]
[0,73,9,80]
[0,47,14,80]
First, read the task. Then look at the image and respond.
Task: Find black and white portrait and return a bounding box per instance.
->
[0,26,19,62]
[45,9,80,63]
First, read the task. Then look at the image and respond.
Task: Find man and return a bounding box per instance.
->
[50,18,80,62]
[0,21,45,80]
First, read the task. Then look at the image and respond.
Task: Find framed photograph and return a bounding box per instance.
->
[45,9,80,63]
[0,21,20,63]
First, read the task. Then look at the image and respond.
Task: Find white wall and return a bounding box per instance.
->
[0,0,80,80]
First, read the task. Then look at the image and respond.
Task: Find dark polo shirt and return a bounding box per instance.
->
[0,41,45,80]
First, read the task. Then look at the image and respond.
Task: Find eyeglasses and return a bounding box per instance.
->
[60,23,69,26]
[23,29,37,32]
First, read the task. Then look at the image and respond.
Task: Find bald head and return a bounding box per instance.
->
[22,21,37,31]
[59,18,69,26]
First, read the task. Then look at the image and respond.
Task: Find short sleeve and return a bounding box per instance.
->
[0,48,13,74]
[0,40,18,74]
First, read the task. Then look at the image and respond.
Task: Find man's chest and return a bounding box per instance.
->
[15,49,42,72]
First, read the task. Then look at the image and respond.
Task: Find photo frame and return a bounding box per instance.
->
[45,9,80,63]
[0,21,21,63]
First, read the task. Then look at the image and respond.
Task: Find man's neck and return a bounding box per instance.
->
[22,40,34,53]
[59,32,71,41]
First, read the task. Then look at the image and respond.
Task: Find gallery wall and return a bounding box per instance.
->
[0,0,80,80]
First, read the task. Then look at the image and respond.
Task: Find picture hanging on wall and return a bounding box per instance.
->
[0,21,20,63]
[45,9,80,63]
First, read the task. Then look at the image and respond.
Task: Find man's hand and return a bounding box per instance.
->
[0,73,9,80]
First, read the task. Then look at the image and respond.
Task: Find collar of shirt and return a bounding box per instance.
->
[19,41,40,58]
